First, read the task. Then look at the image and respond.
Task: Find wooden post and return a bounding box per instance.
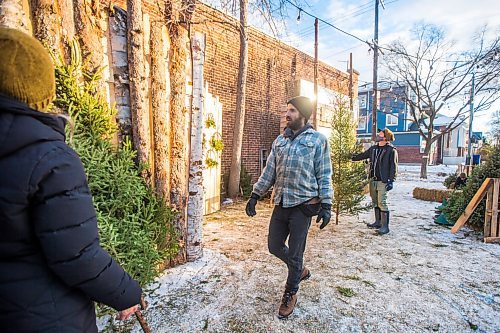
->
[349,52,353,112]
[150,22,171,201]
[486,179,500,243]
[186,31,205,261]
[313,17,318,128]
[127,0,152,183]
[451,178,493,234]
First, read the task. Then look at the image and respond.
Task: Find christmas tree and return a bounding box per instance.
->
[329,98,369,224]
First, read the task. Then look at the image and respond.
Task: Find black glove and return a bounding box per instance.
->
[245,193,259,217]
[316,203,332,229]
[386,180,394,191]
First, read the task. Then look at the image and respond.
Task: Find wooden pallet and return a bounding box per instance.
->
[484,179,500,244]
[451,178,500,244]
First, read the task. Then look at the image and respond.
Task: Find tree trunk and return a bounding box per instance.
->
[29,0,63,56]
[227,0,248,198]
[57,0,76,63]
[127,0,152,183]
[150,21,171,201]
[420,141,432,179]
[73,0,104,75]
[0,0,30,32]
[167,0,192,265]
[186,31,205,261]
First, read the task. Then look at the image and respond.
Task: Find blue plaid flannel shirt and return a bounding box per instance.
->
[253,127,333,207]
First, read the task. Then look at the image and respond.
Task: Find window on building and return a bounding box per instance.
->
[359,95,367,109]
[386,114,398,126]
[357,116,366,130]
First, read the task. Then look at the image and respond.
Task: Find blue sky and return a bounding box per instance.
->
[277,0,500,133]
[204,0,500,132]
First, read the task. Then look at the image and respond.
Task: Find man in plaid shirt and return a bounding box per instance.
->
[245,96,333,319]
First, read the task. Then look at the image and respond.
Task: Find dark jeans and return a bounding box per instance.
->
[268,205,311,293]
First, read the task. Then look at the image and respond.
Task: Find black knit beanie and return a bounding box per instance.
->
[0,28,55,112]
[287,96,313,121]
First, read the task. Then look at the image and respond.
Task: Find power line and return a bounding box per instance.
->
[283,0,477,66]
[296,0,400,38]
[297,1,374,36]
[284,0,370,45]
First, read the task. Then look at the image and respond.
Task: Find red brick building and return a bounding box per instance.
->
[191,4,357,188]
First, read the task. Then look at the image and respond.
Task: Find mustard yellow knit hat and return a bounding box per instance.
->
[0,27,55,112]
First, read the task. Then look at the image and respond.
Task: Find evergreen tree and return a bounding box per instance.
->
[329,98,369,224]
[444,145,500,230]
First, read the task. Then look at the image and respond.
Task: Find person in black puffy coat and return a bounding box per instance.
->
[0,28,142,332]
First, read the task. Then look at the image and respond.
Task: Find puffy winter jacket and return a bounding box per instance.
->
[0,95,142,333]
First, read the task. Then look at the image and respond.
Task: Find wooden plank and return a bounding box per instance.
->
[491,179,499,237]
[484,237,500,244]
[451,178,493,234]
[484,187,493,237]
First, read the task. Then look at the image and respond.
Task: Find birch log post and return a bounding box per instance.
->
[127,0,152,183]
[150,21,171,201]
[186,31,205,261]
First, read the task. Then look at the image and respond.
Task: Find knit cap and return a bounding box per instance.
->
[383,128,395,141]
[0,27,55,112]
[287,96,314,121]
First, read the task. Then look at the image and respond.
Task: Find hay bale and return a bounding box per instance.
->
[412,187,454,203]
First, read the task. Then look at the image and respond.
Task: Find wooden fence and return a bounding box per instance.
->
[451,178,500,244]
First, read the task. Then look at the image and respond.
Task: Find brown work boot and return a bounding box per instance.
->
[300,267,311,282]
[278,290,297,319]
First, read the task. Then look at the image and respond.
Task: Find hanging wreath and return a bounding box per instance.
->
[205,113,216,129]
[209,132,224,152]
[205,149,218,168]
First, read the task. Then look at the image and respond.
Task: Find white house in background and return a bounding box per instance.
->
[431,115,468,165]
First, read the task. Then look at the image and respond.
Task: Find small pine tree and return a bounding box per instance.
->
[329,98,369,224]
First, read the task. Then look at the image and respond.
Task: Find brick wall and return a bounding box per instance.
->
[105,1,357,188]
[397,146,423,164]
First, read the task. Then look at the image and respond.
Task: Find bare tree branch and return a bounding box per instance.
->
[382,24,500,177]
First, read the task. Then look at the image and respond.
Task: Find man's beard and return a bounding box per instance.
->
[287,117,305,131]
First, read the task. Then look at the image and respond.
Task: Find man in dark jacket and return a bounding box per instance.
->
[0,28,141,332]
[245,96,333,319]
[352,128,398,235]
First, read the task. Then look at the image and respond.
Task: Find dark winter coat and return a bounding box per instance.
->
[352,143,398,183]
[0,95,142,333]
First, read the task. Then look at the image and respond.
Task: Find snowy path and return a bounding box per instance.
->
[100,165,500,333]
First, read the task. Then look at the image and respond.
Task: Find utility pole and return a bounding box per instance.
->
[371,0,380,141]
[467,72,475,165]
[313,17,319,129]
[349,53,353,111]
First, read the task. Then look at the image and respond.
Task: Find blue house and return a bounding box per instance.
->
[356,82,442,164]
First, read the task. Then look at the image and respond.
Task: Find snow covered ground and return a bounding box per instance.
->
[99,165,500,333]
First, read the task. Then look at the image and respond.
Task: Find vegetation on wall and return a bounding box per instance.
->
[52,45,178,287]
